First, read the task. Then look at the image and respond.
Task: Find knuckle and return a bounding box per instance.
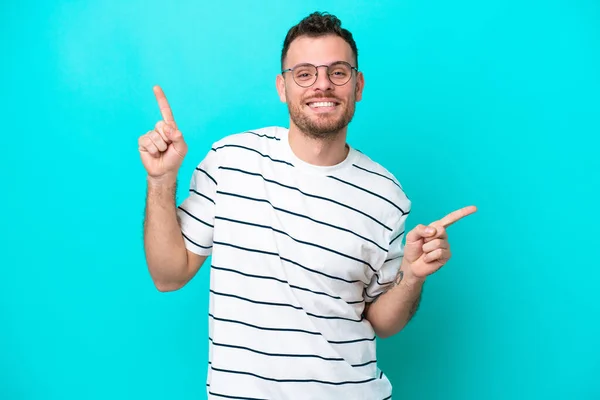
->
[155,122,166,135]
[156,141,167,151]
[141,135,152,147]
[140,130,152,141]
[150,131,165,147]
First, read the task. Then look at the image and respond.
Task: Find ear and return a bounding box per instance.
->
[276,74,287,103]
[355,71,365,102]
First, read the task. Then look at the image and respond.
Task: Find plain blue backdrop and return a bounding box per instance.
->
[2,0,599,399]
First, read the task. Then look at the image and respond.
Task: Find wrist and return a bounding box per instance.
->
[400,261,426,287]
[147,173,178,189]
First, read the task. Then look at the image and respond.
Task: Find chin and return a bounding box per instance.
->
[299,119,350,139]
[288,102,355,139]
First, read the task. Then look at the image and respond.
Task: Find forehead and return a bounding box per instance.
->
[285,34,354,68]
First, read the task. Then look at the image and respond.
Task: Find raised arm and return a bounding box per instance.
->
[139,86,208,291]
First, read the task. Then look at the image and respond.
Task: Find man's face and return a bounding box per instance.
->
[277,34,364,140]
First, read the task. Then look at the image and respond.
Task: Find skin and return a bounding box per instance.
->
[273,34,478,336]
[138,86,207,292]
[138,34,477,338]
[276,34,364,167]
[364,206,478,338]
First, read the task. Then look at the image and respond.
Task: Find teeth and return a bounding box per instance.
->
[309,102,335,107]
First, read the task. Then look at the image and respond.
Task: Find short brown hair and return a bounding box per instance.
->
[281,12,359,70]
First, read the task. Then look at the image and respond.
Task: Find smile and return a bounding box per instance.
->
[306,99,341,112]
[308,101,337,108]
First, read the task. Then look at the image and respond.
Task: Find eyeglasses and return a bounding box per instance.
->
[281,61,358,88]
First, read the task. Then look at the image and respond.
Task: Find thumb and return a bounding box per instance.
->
[164,125,187,157]
[406,224,437,244]
[404,224,437,263]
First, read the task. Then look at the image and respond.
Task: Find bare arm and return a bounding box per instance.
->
[144,176,207,292]
[365,206,477,338]
[139,86,208,292]
[364,264,424,339]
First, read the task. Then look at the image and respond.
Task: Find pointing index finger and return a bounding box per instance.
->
[153,85,177,128]
[438,205,477,228]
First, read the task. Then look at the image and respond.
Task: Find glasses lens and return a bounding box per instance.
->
[293,64,317,87]
[328,62,353,86]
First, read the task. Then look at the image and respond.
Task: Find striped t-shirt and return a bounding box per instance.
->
[176,126,411,399]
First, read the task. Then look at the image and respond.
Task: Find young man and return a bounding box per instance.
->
[139,11,476,400]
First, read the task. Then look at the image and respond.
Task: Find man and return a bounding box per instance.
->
[139,11,476,400]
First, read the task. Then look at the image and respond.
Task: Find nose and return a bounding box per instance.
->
[313,66,334,91]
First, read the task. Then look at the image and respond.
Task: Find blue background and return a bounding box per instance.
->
[2,0,599,399]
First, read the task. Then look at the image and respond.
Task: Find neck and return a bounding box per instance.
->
[288,124,349,167]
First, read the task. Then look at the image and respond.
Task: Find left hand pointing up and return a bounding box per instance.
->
[403,205,477,279]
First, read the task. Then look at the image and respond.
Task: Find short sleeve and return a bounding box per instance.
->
[364,211,410,302]
[176,147,219,256]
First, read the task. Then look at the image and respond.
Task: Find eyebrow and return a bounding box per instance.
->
[287,60,354,69]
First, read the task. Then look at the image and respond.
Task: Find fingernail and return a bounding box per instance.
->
[425,227,435,235]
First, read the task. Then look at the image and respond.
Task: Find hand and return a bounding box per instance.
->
[402,205,477,279]
[138,86,188,181]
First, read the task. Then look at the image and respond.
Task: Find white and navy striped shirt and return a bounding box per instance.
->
[176,126,411,399]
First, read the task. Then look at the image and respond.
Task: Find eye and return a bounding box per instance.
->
[294,68,315,81]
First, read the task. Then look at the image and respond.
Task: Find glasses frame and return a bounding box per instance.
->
[281,61,359,88]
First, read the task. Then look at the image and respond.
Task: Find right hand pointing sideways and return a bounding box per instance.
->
[138,86,188,181]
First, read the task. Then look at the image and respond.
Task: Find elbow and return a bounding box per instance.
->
[376,331,392,340]
[366,310,401,339]
[369,318,407,339]
[150,272,186,292]
[154,280,183,292]
[373,327,399,340]
[147,262,189,292]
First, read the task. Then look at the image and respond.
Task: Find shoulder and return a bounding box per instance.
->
[349,149,412,225]
[194,126,285,168]
[211,126,285,150]
[353,150,409,201]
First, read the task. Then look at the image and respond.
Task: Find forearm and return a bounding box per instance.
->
[366,262,425,338]
[143,176,189,289]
